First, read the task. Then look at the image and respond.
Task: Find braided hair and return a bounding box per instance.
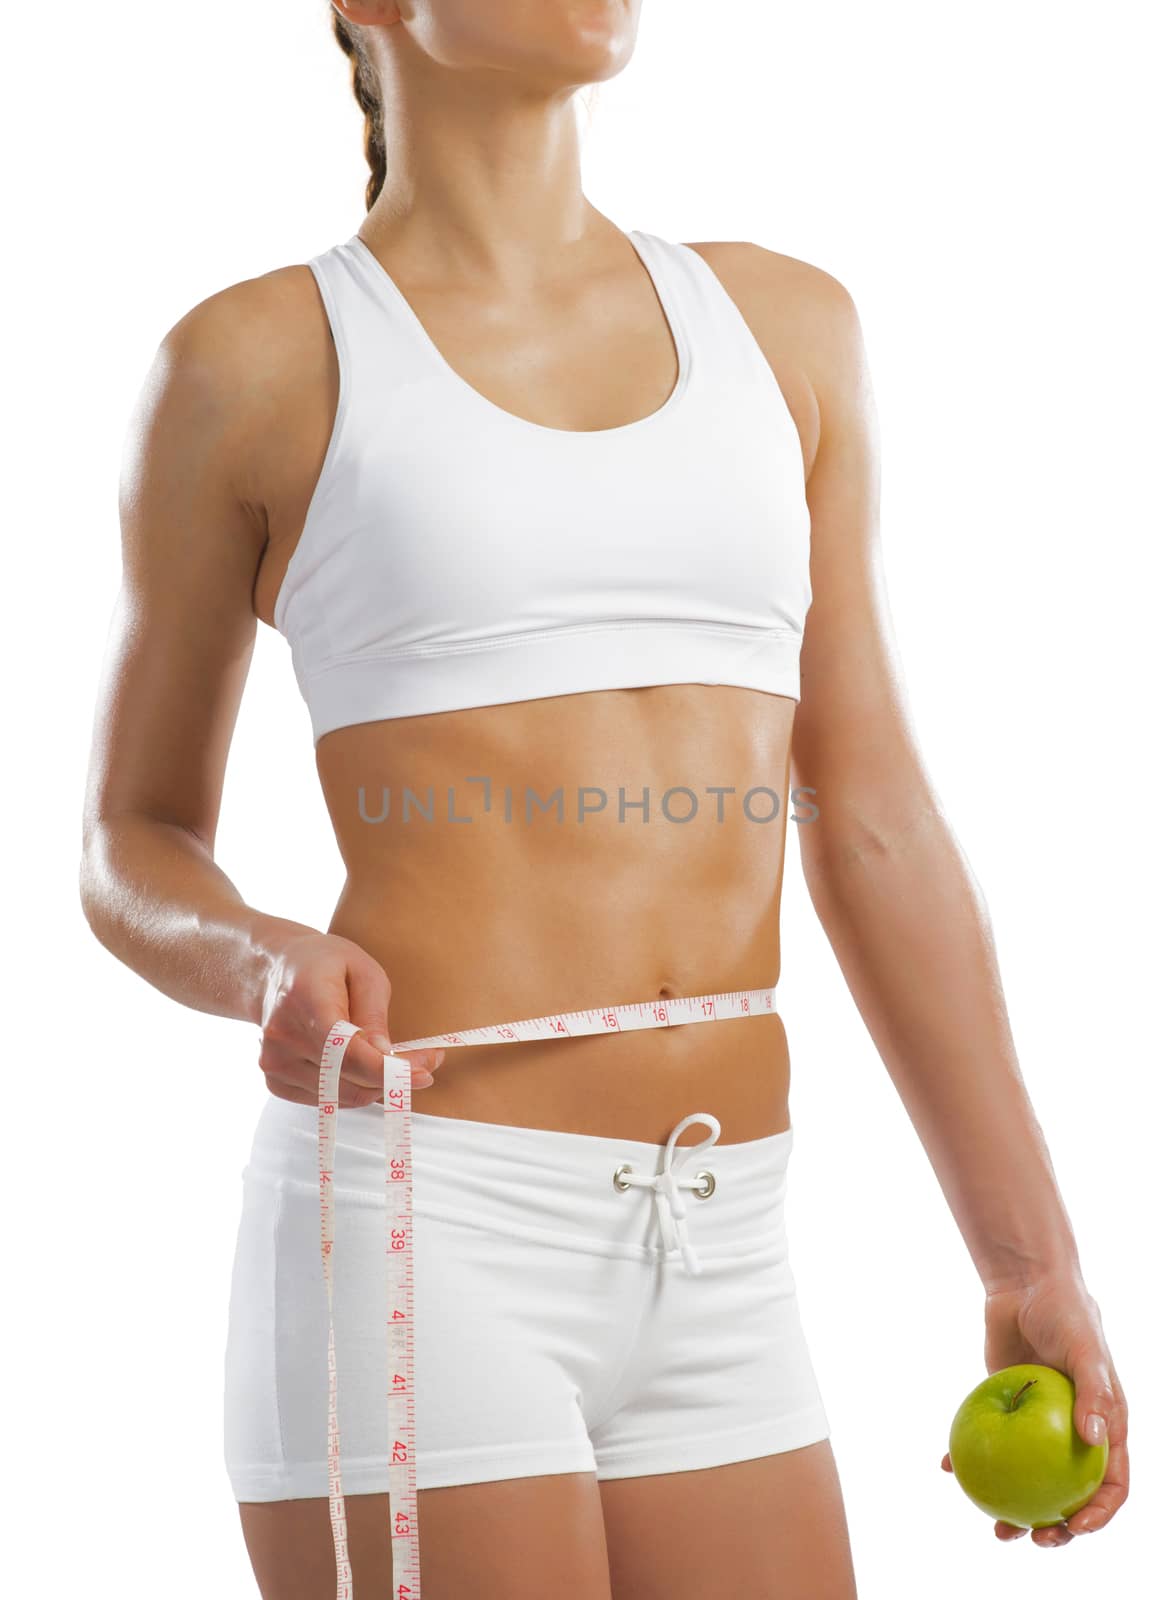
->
[331,8,388,212]
[330,11,603,212]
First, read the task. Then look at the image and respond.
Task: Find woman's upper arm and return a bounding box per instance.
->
[787,264,939,848]
[83,286,271,851]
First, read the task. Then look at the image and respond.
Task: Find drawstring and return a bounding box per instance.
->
[613,1112,721,1276]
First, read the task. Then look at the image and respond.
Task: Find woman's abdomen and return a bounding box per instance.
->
[316,684,797,1141]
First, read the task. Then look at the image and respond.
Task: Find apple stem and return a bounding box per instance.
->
[1008,1378,1039,1411]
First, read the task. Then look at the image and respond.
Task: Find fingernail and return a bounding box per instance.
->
[1084,1412,1107,1445]
[367,1032,393,1054]
[416,1071,434,1088]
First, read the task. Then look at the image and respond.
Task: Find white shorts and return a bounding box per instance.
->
[223,1095,831,1501]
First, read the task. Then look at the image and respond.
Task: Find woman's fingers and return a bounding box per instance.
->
[342,951,449,1089]
[1063,1333,1128,1533]
[337,1028,396,1090]
[344,955,396,1086]
[1028,1522,1074,1547]
[262,1070,377,1108]
[254,934,451,1106]
[1065,1326,1116,1448]
[344,1034,447,1086]
[263,1042,448,1106]
[349,1044,448,1093]
[1066,1426,1129,1536]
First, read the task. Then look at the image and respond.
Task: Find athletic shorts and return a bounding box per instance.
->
[223,1095,831,1500]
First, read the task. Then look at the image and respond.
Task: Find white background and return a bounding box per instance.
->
[4,1,1166,1594]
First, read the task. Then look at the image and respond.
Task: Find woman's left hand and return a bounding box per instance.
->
[940,1270,1129,1547]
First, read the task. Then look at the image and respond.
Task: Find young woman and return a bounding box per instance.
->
[79,3,1129,1596]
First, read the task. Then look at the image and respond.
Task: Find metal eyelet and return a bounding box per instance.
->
[613,1162,634,1192]
[693,1169,716,1199]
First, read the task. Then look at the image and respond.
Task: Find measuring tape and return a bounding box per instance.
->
[316,985,777,1598]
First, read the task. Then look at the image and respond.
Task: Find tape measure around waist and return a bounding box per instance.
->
[316,985,777,1598]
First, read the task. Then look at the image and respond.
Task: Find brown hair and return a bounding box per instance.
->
[331,9,388,212]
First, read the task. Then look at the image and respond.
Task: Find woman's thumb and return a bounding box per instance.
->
[1070,1346,1113,1448]
[345,955,393,1053]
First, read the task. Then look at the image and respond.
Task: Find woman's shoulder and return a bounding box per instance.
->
[682,237,860,344]
[129,254,338,530]
[680,238,862,474]
[151,256,327,416]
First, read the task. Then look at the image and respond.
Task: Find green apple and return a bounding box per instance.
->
[948,1363,1108,1528]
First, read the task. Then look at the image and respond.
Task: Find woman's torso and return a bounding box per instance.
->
[248,219,816,1144]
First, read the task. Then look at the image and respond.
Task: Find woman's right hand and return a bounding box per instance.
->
[256,926,446,1107]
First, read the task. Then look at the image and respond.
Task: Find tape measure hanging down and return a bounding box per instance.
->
[316,985,777,1599]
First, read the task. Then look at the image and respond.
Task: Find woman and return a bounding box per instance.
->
[78,2,1129,1596]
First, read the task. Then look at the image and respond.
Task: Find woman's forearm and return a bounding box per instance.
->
[799,802,1082,1294]
[79,812,316,1025]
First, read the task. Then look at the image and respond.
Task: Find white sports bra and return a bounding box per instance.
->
[274,228,812,744]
